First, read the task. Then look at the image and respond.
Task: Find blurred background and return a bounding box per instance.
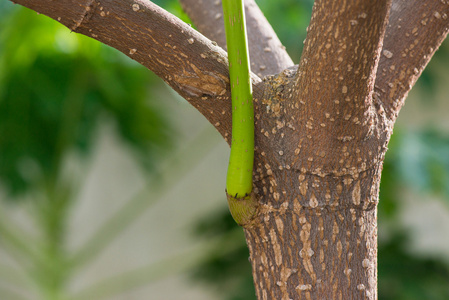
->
[1,0,449,299]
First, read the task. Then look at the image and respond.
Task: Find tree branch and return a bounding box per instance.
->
[295,0,392,128]
[10,0,262,140]
[374,0,449,123]
[284,0,392,175]
[179,0,294,77]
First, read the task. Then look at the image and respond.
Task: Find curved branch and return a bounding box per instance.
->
[295,0,391,124]
[374,0,449,123]
[286,0,392,174]
[179,0,294,77]
[10,0,262,140]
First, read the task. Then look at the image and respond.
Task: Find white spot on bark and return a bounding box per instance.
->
[132,3,140,11]
[276,218,284,235]
[352,181,361,205]
[362,258,370,268]
[269,229,282,266]
[307,248,315,257]
[188,38,194,44]
[309,193,318,208]
[296,284,312,291]
[337,240,343,257]
[129,49,137,55]
[383,50,393,58]
[299,181,308,196]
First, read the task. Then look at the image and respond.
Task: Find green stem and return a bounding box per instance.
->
[222,0,256,225]
[222,0,254,197]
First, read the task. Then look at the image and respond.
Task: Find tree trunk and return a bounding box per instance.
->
[8,0,449,298]
[246,159,381,299]
[246,206,378,299]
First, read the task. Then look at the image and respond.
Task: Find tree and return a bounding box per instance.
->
[7,0,449,298]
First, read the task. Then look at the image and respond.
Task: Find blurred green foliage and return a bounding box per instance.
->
[192,209,254,300]
[257,0,313,63]
[379,233,449,300]
[0,5,173,198]
[395,130,449,197]
[0,2,175,299]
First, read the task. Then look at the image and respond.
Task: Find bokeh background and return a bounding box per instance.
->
[1,0,449,299]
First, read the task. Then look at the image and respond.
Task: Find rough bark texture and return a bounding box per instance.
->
[8,0,449,299]
[375,0,449,123]
[246,206,378,299]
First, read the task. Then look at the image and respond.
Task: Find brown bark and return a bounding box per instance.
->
[246,204,378,299]
[291,0,392,174]
[7,0,449,299]
[375,0,449,123]
[179,0,294,77]
[248,74,385,299]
